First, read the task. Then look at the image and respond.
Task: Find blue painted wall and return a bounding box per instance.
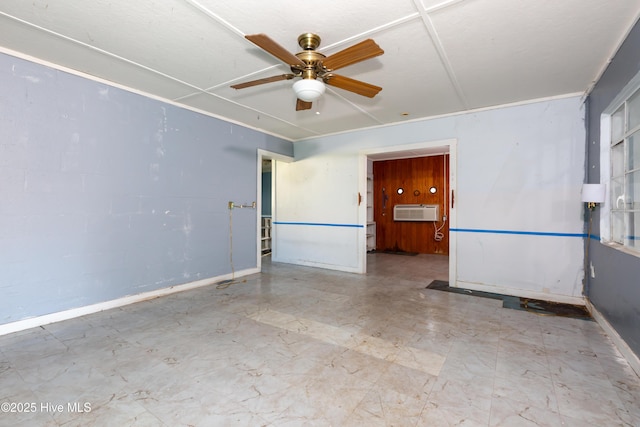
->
[586,20,640,356]
[0,52,292,324]
[262,171,272,216]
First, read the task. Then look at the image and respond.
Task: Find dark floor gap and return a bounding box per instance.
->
[375,250,419,256]
[426,280,592,320]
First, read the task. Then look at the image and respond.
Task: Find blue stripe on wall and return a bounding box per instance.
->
[274,221,364,228]
[274,224,591,236]
[450,228,586,238]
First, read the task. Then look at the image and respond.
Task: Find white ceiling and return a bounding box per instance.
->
[1,0,639,142]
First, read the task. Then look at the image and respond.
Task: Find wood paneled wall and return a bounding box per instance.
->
[373,155,449,255]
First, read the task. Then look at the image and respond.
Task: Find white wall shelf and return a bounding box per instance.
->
[366,172,376,252]
[261,216,272,255]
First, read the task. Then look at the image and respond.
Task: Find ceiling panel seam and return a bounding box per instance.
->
[193,93,322,136]
[205,65,285,92]
[182,0,245,38]
[171,64,286,99]
[326,88,385,125]
[422,0,469,14]
[172,87,323,135]
[319,13,421,53]
[0,11,205,93]
[412,0,468,109]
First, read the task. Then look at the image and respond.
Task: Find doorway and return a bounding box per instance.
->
[261,158,273,258]
[362,140,457,286]
[373,154,450,255]
[256,149,293,271]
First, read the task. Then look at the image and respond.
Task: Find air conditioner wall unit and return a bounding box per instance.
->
[393,204,439,222]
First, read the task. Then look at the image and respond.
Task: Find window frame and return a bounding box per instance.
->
[600,70,640,257]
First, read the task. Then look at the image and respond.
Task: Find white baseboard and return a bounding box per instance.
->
[586,300,640,378]
[454,280,586,306]
[0,268,259,336]
[271,256,363,274]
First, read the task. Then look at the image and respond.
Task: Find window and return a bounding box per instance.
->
[609,87,640,252]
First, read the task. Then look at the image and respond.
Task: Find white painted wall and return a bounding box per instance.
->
[453,99,586,302]
[277,95,586,303]
[272,153,364,273]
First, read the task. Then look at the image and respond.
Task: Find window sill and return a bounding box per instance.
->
[600,240,640,259]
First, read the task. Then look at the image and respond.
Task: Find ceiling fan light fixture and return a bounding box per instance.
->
[293,79,325,102]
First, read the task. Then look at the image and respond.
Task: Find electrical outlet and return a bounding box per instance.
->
[228,201,234,210]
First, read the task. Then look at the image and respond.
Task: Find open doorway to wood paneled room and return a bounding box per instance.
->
[363,140,456,285]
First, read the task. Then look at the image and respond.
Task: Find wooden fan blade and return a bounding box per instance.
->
[245,34,306,67]
[321,39,384,71]
[231,74,295,89]
[296,99,312,111]
[324,74,382,98]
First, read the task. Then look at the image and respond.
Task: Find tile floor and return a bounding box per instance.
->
[1,253,639,426]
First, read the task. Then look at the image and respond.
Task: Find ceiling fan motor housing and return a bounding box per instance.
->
[297,33,321,50]
[293,33,327,81]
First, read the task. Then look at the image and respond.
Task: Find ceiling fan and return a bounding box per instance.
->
[231,33,384,111]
